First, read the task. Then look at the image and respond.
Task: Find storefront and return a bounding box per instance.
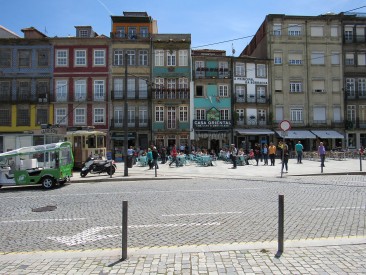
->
[275,130,316,151]
[311,130,344,151]
[235,128,274,152]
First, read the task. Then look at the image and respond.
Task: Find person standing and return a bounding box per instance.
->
[318,142,326,167]
[295,141,304,164]
[147,148,153,169]
[254,143,261,166]
[160,147,167,164]
[169,145,178,167]
[152,146,159,169]
[281,142,289,173]
[230,144,237,169]
[262,144,269,165]
[268,142,277,166]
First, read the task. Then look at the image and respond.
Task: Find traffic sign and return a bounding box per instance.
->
[279,120,291,132]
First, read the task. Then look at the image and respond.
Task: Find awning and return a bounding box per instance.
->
[311,130,344,139]
[275,130,316,139]
[235,128,274,135]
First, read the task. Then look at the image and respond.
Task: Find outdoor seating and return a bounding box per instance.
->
[196,155,212,166]
[137,156,148,167]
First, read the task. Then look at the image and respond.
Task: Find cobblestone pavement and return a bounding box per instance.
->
[1,158,366,274]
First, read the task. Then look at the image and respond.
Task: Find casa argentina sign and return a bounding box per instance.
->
[193,120,232,130]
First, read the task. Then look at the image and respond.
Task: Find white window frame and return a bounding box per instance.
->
[93,108,105,124]
[178,50,188,66]
[220,109,229,120]
[75,79,86,101]
[196,109,205,120]
[273,24,282,36]
[273,52,282,65]
[256,64,266,77]
[55,108,67,125]
[94,80,105,100]
[56,49,68,67]
[155,106,164,122]
[139,106,148,126]
[290,108,303,122]
[93,49,106,66]
[178,77,188,89]
[219,85,229,97]
[56,80,68,101]
[290,81,302,93]
[128,106,135,126]
[288,24,302,36]
[155,50,164,66]
[113,78,123,99]
[126,50,135,65]
[331,52,340,65]
[179,106,188,122]
[74,107,86,124]
[138,50,148,66]
[235,62,245,76]
[167,50,176,66]
[114,49,123,66]
[167,106,176,129]
[75,49,87,66]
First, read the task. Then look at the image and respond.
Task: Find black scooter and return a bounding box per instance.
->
[80,157,117,177]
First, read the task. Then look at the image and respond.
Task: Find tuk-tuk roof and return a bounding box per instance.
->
[0,141,72,158]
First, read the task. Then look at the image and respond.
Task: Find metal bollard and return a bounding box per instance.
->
[360,153,363,172]
[121,201,128,261]
[275,195,284,258]
[110,160,112,178]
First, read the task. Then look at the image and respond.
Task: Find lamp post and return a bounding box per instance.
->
[124,53,129,176]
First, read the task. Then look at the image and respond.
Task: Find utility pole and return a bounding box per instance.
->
[124,53,129,176]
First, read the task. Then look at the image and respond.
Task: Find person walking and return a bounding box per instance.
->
[254,143,261,166]
[295,141,304,164]
[230,144,238,169]
[281,142,289,173]
[152,146,159,169]
[318,142,326,167]
[268,142,276,166]
[147,148,153,169]
[169,145,179,167]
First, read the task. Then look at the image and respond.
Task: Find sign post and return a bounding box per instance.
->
[279,120,291,178]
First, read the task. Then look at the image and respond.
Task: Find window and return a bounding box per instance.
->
[167,50,176,66]
[312,80,325,93]
[195,61,205,77]
[75,79,86,100]
[290,108,303,122]
[179,106,188,122]
[275,106,284,122]
[113,78,123,99]
[167,107,176,129]
[288,53,303,65]
[18,81,30,100]
[155,50,164,66]
[333,106,341,122]
[219,61,229,78]
[139,106,148,126]
[37,49,49,67]
[196,109,205,120]
[332,79,340,93]
[359,78,366,97]
[0,81,11,99]
[139,79,147,98]
[235,62,245,76]
[78,29,89,37]
[311,52,325,65]
[310,26,324,37]
[94,108,105,124]
[256,64,266,77]
[114,49,123,66]
[116,27,125,38]
[128,106,135,126]
[290,81,302,93]
[155,77,164,89]
[236,85,245,101]
[75,50,86,66]
[17,107,30,126]
[178,50,188,66]
[220,109,229,120]
[114,107,123,126]
[18,50,31,67]
[55,108,67,125]
[331,25,338,37]
[56,80,68,101]
[139,50,148,66]
[74,108,86,124]
[313,106,326,123]
[288,24,302,36]
[273,24,282,36]
[356,26,366,42]
[344,26,353,42]
[346,78,355,97]
[345,53,354,65]
[128,27,137,39]
[331,52,340,65]
[126,50,135,65]
[236,109,245,122]
[37,109,48,125]
[140,27,149,38]
[127,78,135,98]
[196,85,203,97]
[0,48,11,67]
[257,86,266,99]
[347,105,356,123]
[155,106,164,122]
[93,49,105,66]
[358,53,366,66]
[179,77,188,89]
[56,49,68,66]
[219,85,229,97]
[275,79,283,92]
[167,79,176,90]
[94,80,105,100]
[0,108,11,126]
[273,52,282,65]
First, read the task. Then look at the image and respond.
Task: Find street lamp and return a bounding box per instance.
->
[124,53,129,176]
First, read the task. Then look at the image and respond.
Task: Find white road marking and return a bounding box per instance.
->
[47,222,221,246]
[0,218,86,223]
[162,212,242,217]
[311,206,366,211]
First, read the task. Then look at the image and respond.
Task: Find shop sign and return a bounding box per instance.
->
[234,77,268,85]
[193,120,232,130]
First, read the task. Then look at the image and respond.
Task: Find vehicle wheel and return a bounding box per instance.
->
[107,166,116,175]
[80,171,88,177]
[42,176,55,189]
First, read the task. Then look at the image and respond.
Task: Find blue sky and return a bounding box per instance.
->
[1,0,365,55]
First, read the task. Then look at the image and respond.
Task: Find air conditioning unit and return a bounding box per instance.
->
[314,89,324,93]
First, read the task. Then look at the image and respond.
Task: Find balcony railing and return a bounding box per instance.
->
[194,68,231,79]
[343,34,366,43]
[110,32,151,40]
[235,95,269,104]
[152,88,189,100]
[110,118,150,129]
